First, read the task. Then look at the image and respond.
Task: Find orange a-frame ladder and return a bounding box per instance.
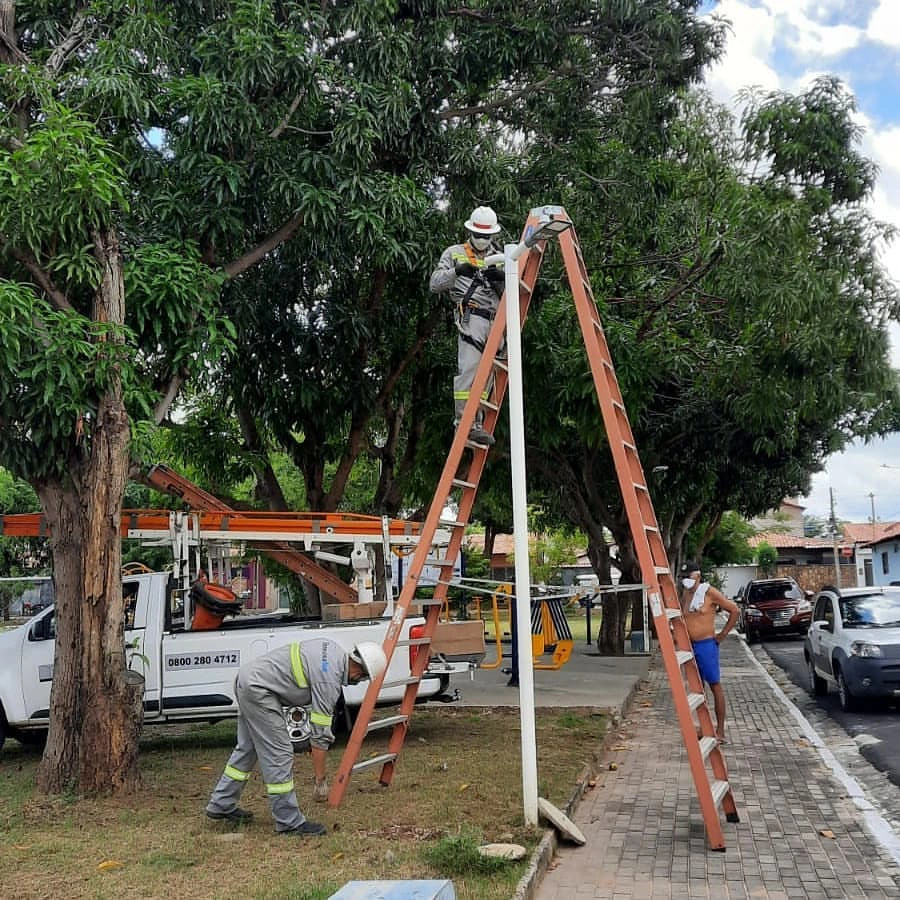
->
[327,206,738,850]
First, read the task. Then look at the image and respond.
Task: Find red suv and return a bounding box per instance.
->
[739,578,812,643]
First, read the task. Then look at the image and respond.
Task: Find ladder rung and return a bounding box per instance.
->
[383,676,420,689]
[366,714,408,735]
[687,692,706,712]
[612,400,625,412]
[493,359,509,373]
[518,278,532,293]
[410,597,444,606]
[352,752,398,774]
[665,607,681,620]
[424,557,455,566]
[480,399,499,411]
[451,478,477,489]
[699,736,718,760]
[635,483,649,493]
[644,525,659,534]
[676,650,694,667]
[622,441,636,452]
[654,566,671,575]
[710,779,730,808]
[397,637,431,647]
[441,520,467,528]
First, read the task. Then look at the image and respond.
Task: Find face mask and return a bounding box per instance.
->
[682,578,696,589]
[469,235,491,251]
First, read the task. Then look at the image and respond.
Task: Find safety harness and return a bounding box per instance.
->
[454,242,499,352]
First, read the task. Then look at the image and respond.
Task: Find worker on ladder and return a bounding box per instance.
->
[205,639,387,835]
[430,205,506,446]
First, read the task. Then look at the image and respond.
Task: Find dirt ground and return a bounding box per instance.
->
[1,705,609,900]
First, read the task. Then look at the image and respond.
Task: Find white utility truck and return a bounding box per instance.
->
[0,570,475,751]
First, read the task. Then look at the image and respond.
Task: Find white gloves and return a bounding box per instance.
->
[313,778,329,802]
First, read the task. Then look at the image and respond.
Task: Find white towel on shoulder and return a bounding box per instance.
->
[688,582,710,612]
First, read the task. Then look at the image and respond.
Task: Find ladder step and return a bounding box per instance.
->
[710,779,730,809]
[665,607,681,620]
[480,399,499,411]
[687,692,706,712]
[622,441,636,452]
[644,525,659,534]
[676,650,694,666]
[424,557,455,566]
[366,714,408,735]
[397,637,431,647]
[410,597,444,606]
[654,565,671,575]
[493,359,509,373]
[383,676,420,689]
[441,520,467,528]
[635,483,649,493]
[699,736,718,760]
[451,478,477,489]
[352,752,398,774]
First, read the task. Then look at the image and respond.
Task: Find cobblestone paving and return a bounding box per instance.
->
[535,636,900,899]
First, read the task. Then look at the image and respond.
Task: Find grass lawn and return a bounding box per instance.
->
[1,705,608,900]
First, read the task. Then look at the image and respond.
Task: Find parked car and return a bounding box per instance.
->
[738,577,812,643]
[804,585,900,711]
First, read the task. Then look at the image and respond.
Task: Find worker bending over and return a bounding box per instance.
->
[205,638,387,836]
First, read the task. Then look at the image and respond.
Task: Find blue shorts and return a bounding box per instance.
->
[691,637,720,685]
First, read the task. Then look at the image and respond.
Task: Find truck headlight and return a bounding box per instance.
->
[746,607,762,618]
[849,642,883,658]
[797,599,811,613]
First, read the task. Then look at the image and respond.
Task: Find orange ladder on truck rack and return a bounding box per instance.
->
[146,464,358,605]
[327,206,739,850]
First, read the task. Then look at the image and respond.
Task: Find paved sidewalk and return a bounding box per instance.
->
[534,635,900,900]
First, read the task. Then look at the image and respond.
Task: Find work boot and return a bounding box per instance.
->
[206,806,254,823]
[282,820,327,837]
[468,427,495,447]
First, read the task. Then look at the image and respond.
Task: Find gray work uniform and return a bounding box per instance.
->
[206,638,348,832]
[429,241,502,424]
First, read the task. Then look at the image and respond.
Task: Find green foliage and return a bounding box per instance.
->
[756,542,778,577]
[701,512,756,566]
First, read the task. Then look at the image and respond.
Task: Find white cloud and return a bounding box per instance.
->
[867,0,900,49]
[705,1,781,102]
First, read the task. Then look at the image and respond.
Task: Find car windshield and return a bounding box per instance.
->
[839,593,900,627]
[747,582,801,603]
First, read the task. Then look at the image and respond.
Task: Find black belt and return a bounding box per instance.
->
[468,307,494,321]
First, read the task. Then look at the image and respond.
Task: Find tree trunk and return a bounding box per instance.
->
[35,228,142,795]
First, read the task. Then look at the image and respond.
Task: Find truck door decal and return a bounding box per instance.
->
[164,650,241,670]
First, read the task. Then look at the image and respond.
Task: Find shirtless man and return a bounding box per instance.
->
[680,561,739,742]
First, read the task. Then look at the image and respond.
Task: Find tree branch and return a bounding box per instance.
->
[152,369,187,425]
[269,92,305,140]
[221,213,303,279]
[440,69,565,120]
[1,237,74,311]
[46,7,91,76]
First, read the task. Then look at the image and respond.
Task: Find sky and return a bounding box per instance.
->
[699,0,900,524]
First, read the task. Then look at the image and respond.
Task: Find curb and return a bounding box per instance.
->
[510,659,651,900]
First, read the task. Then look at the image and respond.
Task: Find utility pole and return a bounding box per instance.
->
[869,492,877,542]
[829,488,841,588]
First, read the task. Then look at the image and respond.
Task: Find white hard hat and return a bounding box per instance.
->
[464,205,501,235]
[349,641,387,681]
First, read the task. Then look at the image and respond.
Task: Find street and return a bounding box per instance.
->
[757,635,900,787]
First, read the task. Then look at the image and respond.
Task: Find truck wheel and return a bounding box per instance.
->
[807,656,827,697]
[836,667,857,712]
[11,727,48,749]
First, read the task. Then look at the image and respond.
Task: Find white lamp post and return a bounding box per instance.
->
[485,208,572,827]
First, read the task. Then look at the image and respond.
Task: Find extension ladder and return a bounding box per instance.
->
[328,207,739,850]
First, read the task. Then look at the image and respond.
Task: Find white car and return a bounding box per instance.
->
[804,586,900,711]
